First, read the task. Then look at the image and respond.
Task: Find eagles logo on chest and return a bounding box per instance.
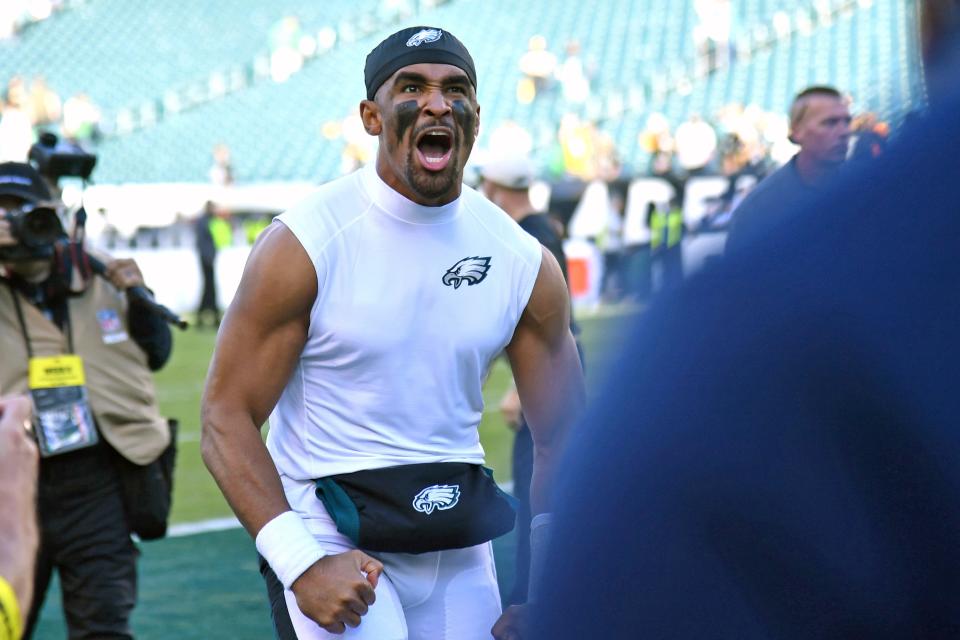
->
[442,256,491,289]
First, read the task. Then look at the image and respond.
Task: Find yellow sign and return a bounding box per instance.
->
[28,355,86,389]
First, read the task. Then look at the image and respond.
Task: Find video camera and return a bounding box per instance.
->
[0,136,185,327]
[29,132,97,182]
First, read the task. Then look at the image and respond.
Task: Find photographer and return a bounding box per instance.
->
[0,161,174,639]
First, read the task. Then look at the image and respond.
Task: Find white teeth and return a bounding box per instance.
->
[419,131,450,168]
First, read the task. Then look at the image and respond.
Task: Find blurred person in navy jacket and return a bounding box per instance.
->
[724,85,851,253]
[533,2,960,638]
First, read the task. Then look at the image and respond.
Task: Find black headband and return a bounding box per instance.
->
[364,26,476,101]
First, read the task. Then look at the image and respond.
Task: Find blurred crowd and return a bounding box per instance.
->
[0,0,73,41]
[0,1,894,309]
[0,74,101,162]
[462,89,891,306]
[516,36,593,106]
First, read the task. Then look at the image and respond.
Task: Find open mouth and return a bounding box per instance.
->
[415,129,454,172]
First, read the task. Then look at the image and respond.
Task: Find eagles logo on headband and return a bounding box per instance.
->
[364,26,477,101]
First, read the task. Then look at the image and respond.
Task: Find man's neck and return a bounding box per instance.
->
[794,152,840,188]
[374,158,462,207]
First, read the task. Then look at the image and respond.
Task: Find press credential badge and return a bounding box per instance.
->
[28,354,98,457]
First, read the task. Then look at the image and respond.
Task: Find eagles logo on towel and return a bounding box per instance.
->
[442,256,491,289]
[412,484,461,514]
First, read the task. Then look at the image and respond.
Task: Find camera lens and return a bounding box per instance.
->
[20,206,64,247]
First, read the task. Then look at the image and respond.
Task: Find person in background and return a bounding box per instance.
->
[26,76,61,130]
[61,92,101,144]
[674,114,717,177]
[556,40,589,106]
[533,2,960,637]
[269,15,305,83]
[194,201,223,329]
[208,143,234,187]
[849,112,889,163]
[480,152,582,607]
[0,161,175,639]
[650,197,684,290]
[0,78,32,162]
[517,35,557,104]
[725,85,851,252]
[597,179,626,304]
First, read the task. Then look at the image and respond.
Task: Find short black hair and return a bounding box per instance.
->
[789,85,844,129]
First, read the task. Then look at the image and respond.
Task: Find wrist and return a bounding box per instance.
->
[530,512,553,531]
[255,511,326,590]
[527,512,554,603]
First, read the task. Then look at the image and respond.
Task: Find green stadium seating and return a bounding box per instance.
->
[0,0,386,115]
[0,0,921,184]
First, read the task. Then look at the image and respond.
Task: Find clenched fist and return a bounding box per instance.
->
[291,550,384,634]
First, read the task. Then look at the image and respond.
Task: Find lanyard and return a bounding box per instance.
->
[6,280,74,358]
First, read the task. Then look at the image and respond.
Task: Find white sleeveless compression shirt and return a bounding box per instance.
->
[266,163,542,482]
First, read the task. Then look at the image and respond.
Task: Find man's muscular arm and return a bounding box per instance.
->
[506,246,586,515]
[493,246,586,640]
[201,223,312,539]
[201,223,381,635]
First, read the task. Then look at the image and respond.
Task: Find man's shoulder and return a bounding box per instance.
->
[461,186,542,262]
[283,171,367,218]
[278,171,369,231]
[460,183,505,219]
[272,171,372,261]
[726,159,809,250]
[736,160,804,211]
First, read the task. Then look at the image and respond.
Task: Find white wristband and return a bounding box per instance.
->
[530,512,554,531]
[528,512,554,602]
[255,511,326,590]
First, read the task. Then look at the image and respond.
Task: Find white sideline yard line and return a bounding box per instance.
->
[168,516,242,537]
[168,481,517,538]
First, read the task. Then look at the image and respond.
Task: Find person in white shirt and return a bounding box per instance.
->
[202,26,584,640]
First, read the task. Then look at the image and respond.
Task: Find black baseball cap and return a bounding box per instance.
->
[364,26,476,100]
[0,162,52,203]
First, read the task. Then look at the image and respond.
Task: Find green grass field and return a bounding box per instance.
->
[33,304,640,638]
